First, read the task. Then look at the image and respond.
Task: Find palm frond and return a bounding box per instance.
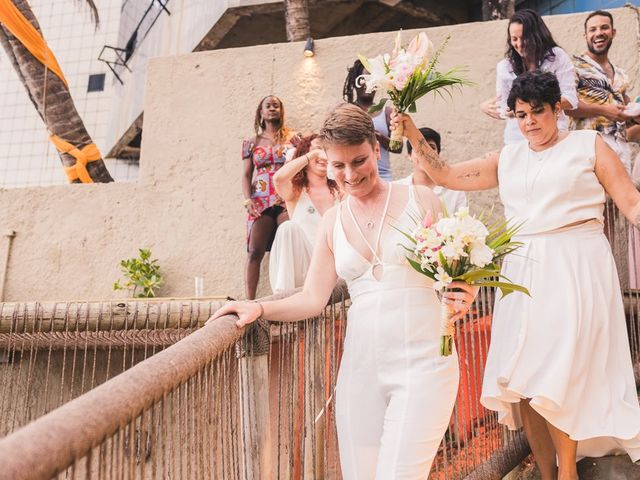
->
[76,0,100,28]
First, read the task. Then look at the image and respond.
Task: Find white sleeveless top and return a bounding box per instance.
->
[290,190,323,245]
[498,130,605,236]
[332,185,435,299]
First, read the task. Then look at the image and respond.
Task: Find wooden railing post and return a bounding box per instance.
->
[239,321,272,480]
[303,315,326,479]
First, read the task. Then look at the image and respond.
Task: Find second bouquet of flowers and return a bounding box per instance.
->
[397,207,530,356]
[358,31,471,152]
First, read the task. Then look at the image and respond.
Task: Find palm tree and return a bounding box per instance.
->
[482,0,515,21]
[0,0,113,183]
[284,0,311,42]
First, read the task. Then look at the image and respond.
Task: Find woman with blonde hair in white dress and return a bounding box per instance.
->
[269,134,340,293]
[211,103,478,478]
[393,70,640,480]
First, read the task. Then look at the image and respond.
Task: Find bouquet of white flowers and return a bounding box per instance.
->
[358,31,471,152]
[398,207,530,356]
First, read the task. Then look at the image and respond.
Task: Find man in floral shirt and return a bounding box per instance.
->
[567,10,638,172]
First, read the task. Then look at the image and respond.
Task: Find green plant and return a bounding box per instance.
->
[113,248,164,298]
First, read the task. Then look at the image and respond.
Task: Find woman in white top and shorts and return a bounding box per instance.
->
[394,71,640,480]
[482,9,578,145]
[269,134,340,293]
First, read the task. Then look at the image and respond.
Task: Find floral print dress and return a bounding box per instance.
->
[243,139,292,242]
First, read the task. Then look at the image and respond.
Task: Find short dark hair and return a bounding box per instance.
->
[584,10,613,31]
[507,70,561,112]
[406,127,441,155]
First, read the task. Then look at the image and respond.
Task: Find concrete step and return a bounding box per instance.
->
[577,456,640,480]
[509,456,640,479]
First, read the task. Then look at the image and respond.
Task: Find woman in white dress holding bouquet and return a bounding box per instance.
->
[393,70,640,480]
[212,104,478,478]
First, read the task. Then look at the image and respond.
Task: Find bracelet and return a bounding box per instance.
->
[304,154,310,165]
[243,198,252,207]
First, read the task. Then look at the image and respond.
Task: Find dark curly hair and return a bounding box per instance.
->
[291,134,339,197]
[506,9,558,76]
[343,59,366,104]
[406,127,441,155]
[507,71,561,112]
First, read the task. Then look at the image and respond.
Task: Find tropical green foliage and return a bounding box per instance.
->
[113,248,164,298]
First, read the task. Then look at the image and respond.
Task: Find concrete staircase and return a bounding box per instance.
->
[512,456,640,479]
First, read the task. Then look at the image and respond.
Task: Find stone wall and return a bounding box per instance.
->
[1,7,638,301]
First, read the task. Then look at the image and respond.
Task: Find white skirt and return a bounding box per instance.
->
[268,220,313,294]
[481,221,640,461]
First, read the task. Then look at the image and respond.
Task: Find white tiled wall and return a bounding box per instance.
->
[0,0,139,188]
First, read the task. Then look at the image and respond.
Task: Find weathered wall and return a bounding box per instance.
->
[1,7,638,301]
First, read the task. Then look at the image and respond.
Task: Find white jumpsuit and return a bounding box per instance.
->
[333,185,459,479]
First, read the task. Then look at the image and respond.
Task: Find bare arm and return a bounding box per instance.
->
[242,157,261,218]
[242,157,254,200]
[594,135,640,227]
[273,153,310,203]
[393,112,499,191]
[560,98,574,110]
[209,208,340,327]
[566,100,631,122]
[628,124,640,143]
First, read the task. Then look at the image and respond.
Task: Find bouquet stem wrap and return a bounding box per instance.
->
[388,122,404,153]
[439,298,455,356]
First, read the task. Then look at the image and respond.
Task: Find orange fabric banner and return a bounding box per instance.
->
[49,135,102,183]
[0,0,68,86]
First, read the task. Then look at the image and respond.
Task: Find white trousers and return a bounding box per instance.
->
[335,296,459,479]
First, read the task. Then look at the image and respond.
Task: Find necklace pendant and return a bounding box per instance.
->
[366,220,375,230]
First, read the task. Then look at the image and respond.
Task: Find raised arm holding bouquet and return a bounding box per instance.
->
[358,31,471,152]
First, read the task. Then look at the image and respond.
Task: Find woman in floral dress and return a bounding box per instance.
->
[242,95,298,299]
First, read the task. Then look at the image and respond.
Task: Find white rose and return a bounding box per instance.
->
[469,240,494,267]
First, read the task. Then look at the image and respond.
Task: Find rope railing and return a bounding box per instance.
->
[0,312,243,479]
[0,207,637,479]
[0,298,226,438]
[0,285,350,480]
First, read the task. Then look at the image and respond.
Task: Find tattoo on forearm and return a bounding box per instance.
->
[417,139,446,170]
[456,170,480,180]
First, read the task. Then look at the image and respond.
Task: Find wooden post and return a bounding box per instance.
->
[304,317,325,479]
[238,323,272,480]
[0,230,15,302]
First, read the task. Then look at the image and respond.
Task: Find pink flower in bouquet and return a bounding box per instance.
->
[391,61,414,90]
[421,210,433,228]
[406,32,433,68]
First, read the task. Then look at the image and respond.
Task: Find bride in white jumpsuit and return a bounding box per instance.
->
[211,103,478,479]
